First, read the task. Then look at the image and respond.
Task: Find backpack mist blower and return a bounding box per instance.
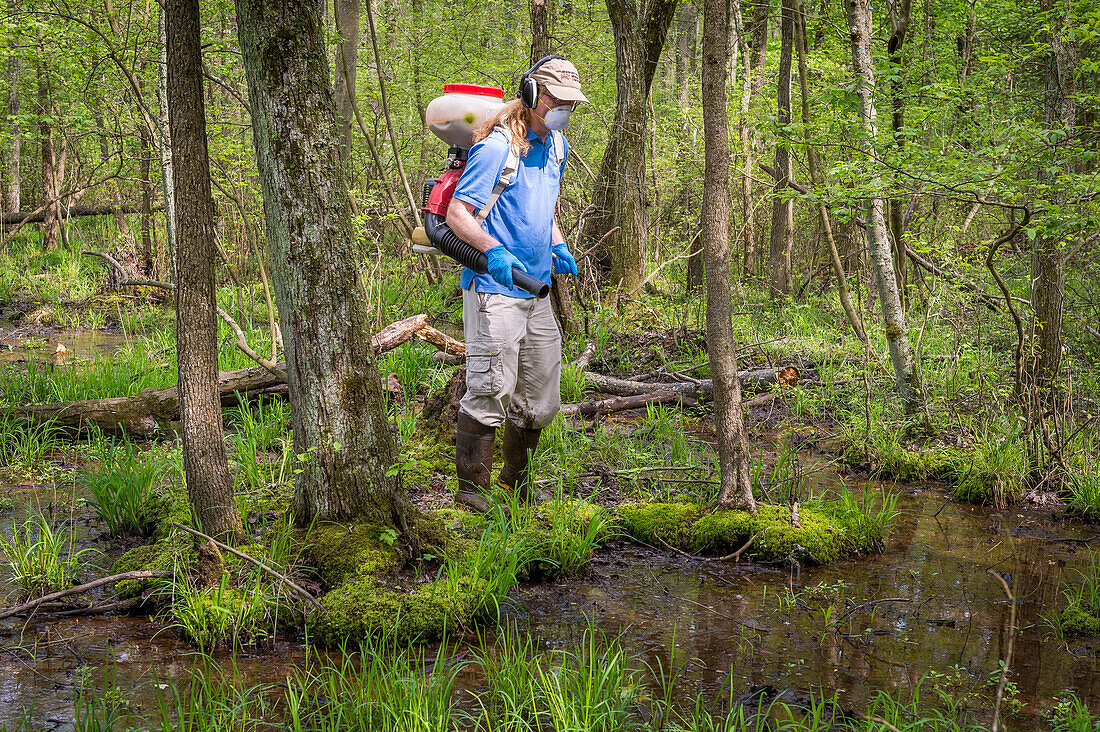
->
[410,84,550,299]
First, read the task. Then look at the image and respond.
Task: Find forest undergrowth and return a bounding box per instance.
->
[1,229,1100,727]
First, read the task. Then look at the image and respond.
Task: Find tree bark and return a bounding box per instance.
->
[166,0,243,543]
[794,0,865,342]
[236,0,410,530]
[579,0,678,292]
[886,0,912,299]
[846,0,923,418]
[733,0,755,280]
[157,8,177,279]
[1029,0,1083,400]
[332,0,359,163]
[5,7,19,215]
[767,0,795,298]
[530,0,552,62]
[748,0,769,90]
[37,64,61,252]
[702,0,755,511]
[139,124,155,277]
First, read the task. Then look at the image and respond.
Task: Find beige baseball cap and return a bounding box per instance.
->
[531,58,589,104]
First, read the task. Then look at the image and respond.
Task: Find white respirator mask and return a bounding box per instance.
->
[542,106,573,131]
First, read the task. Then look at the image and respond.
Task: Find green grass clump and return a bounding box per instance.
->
[0,416,62,477]
[169,571,273,650]
[83,430,161,536]
[0,512,93,598]
[1058,551,1100,637]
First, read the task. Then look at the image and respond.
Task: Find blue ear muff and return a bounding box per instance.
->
[518,54,565,109]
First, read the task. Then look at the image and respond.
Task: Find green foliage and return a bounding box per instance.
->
[0,511,93,598]
[168,571,272,650]
[0,415,61,477]
[82,429,160,536]
[1058,551,1100,637]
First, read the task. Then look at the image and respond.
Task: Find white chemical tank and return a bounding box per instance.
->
[425,84,505,150]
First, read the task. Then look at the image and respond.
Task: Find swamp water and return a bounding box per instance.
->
[1,470,1098,730]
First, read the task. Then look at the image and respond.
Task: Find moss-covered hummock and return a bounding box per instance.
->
[620,500,884,564]
[1061,606,1100,636]
[305,575,480,645]
[303,521,400,590]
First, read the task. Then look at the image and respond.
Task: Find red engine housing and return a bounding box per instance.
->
[422,165,466,217]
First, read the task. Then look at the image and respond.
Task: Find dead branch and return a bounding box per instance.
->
[216,305,287,382]
[0,571,173,620]
[560,391,698,418]
[171,522,321,612]
[656,534,756,562]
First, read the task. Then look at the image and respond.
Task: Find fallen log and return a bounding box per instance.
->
[11,315,463,435]
[560,391,698,418]
[14,364,285,436]
[584,367,798,399]
[3,204,162,227]
[0,570,173,620]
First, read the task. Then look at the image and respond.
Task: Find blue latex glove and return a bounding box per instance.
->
[552,242,578,276]
[485,245,527,289]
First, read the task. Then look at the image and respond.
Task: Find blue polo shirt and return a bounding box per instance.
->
[453,127,568,297]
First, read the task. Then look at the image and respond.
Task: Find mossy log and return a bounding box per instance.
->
[14,364,285,436]
[12,314,460,436]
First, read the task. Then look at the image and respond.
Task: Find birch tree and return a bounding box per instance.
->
[846,0,923,418]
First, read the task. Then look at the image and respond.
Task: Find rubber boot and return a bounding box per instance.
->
[497,421,544,502]
[454,412,496,513]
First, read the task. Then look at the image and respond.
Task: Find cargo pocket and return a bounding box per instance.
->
[465,342,502,396]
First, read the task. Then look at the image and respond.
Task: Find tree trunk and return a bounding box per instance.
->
[139,124,155,277]
[748,0,768,91]
[530,0,552,62]
[701,0,755,511]
[1030,0,1082,399]
[166,0,243,543]
[887,0,912,300]
[5,12,19,214]
[579,0,678,293]
[794,0,865,342]
[733,0,755,280]
[157,9,177,279]
[767,0,795,298]
[332,0,359,162]
[236,0,409,531]
[846,0,923,418]
[37,65,60,252]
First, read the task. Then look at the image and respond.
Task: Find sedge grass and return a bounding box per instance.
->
[82,429,160,537]
[0,511,94,598]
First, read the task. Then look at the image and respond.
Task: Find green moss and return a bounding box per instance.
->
[621,500,875,565]
[691,510,756,553]
[304,522,400,589]
[112,533,193,600]
[1060,606,1100,636]
[619,502,699,546]
[305,575,478,646]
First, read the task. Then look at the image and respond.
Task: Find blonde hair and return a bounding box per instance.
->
[473,98,533,158]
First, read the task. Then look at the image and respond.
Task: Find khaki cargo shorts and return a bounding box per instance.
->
[459,288,562,429]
